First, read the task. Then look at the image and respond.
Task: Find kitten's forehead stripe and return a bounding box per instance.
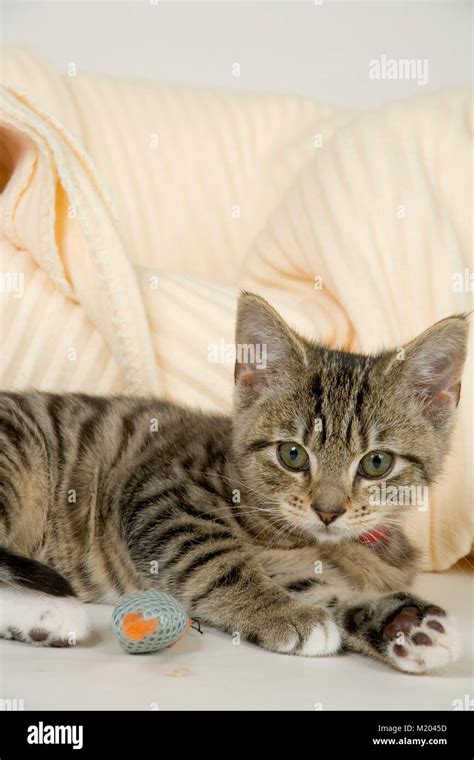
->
[310,374,326,444]
[307,348,376,452]
[344,416,354,445]
[302,420,313,446]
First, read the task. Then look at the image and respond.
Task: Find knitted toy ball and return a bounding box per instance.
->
[112,591,191,654]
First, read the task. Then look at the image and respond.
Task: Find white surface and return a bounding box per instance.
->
[1,569,472,710]
[2,0,471,108]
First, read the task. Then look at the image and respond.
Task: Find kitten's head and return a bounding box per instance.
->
[231,292,469,545]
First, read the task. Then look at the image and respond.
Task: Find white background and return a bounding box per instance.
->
[2,0,472,108]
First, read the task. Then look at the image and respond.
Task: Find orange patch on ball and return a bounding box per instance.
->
[122,611,159,641]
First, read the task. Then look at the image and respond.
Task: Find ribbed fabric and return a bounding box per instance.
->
[0,240,124,393]
[67,74,346,282]
[0,47,472,569]
[1,51,162,394]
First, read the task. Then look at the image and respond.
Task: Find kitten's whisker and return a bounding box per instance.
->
[186,468,284,508]
[250,513,297,546]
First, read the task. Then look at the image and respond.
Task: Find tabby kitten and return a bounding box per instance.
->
[0,293,468,673]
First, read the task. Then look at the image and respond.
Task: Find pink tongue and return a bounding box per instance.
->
[358,526,389,545]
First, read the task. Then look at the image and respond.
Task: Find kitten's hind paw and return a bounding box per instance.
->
[0,588,90,647]
[383,604,460,675]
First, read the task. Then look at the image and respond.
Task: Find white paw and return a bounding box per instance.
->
[275,631,300,654]
[0,587,90,647]
[297,619,341,657]
[387,612,459,674]
[274,614,341,656]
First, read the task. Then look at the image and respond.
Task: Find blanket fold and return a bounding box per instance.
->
[1,50,161,394]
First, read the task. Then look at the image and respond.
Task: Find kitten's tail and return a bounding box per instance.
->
[0,546,76,596]
[0,547,90,646]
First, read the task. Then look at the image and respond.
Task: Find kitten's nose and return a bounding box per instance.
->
[311,503,346,525]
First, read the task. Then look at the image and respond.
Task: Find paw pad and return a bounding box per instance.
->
[412,632,432,646]
[384,602,459,674]
[383,605,421,638]
[29,628,49,642]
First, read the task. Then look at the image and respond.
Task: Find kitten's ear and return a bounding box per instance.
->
[234,292,307,405]
[396,315,469,422]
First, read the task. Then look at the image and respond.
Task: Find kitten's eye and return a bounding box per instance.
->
[358,451,394,479]
[277,442,310,471]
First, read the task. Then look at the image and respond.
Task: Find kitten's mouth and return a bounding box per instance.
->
[311,522,349,544]
[312,519,388,546]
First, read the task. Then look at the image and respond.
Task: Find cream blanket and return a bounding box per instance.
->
[1,47,472,570]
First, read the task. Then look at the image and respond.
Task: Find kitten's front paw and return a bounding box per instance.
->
[383,604,460,675]
[298,617,341,657]
[254,606,341,657]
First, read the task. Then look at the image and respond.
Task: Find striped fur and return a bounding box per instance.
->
[0,293,468,670]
